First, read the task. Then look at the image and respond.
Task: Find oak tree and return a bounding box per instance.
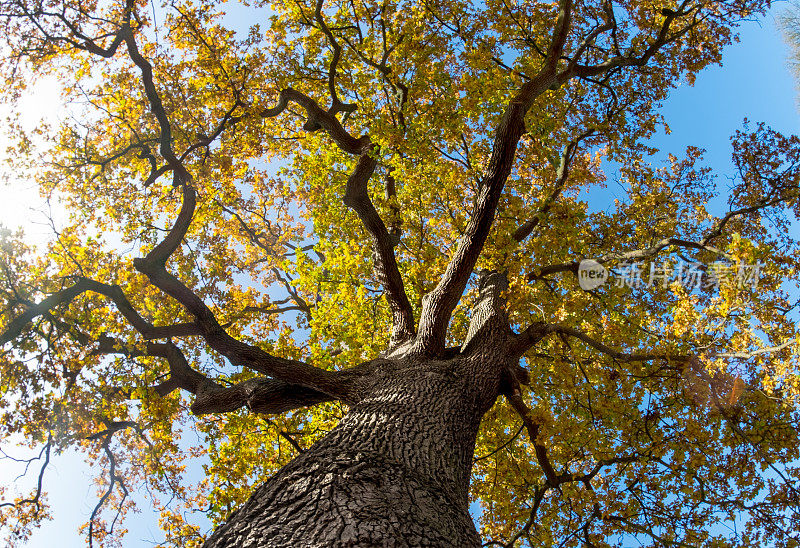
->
[1,0,800,545]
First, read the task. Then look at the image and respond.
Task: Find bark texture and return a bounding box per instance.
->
[204,291,515,547]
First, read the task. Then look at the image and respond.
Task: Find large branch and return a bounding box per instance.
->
[716,338,798,360]
[0,280,334,416]
[505,389,558,486]
[120,26,354,398]
[313,0,358,116]
[505,386,642,489]
[2,3,377,412]
[562,0,700,81]
[261,91,415,345]
[513,128,594,242]
[190,377,335,415]
[130,185,348,397]
[510,322,687,362]
[529,236,723,281]
[413,0,716,355]
[411,0,573,355]
[343,151,415,346]
[261,88,369,154]
[0,276,200,347]
[121,23,191,186]
[101,340,336,415]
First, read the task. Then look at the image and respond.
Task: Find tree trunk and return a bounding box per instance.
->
[203,343,513,547]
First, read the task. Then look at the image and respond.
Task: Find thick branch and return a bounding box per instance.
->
[92,337,337,415]
[506,389,559,486]
[717,338,797,360]
[511,322,686,362]
[702,191,800,246]
[412,0,573,355]
[261,88,369,154]
[343,151,415,346]
[0,277,200,346]
[529,236,724,281]
[3,84,349,404]
[562,1,699,81]
[262,88,415,345]
[121,24,191,185]
[530,160,798,281]
[314,0,358,116]
[133,246,347,398]
[146,342,333,414]
[126,185,347,397]
[191,377,335,415]
[115,32,352,396]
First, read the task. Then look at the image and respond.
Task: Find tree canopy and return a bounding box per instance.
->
[1,0,800,545]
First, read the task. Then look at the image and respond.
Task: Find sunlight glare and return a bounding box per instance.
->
[0,76,67,247]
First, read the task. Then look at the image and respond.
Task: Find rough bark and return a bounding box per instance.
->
[203,283,515,547]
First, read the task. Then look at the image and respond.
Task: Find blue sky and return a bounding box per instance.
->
[653,14,800,164]
[1,6,799,547]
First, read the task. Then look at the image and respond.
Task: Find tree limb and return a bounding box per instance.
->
[530,179,798,280]
[121,22,191,186]
[412,0,574,355]
[505,388,559,486]
[0,276,200,346]
[562,0,700,81]
[260,88,369,154]
[513,128,594,242]
[529,236,725,281]
[117,25,355,398]
[343,150,415,346]
[511,322,687,362]
[143,342,335,415]
[314,0,358,116]
[414,1,715,355]
[88,334,338,416]
[260,91,415,344]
